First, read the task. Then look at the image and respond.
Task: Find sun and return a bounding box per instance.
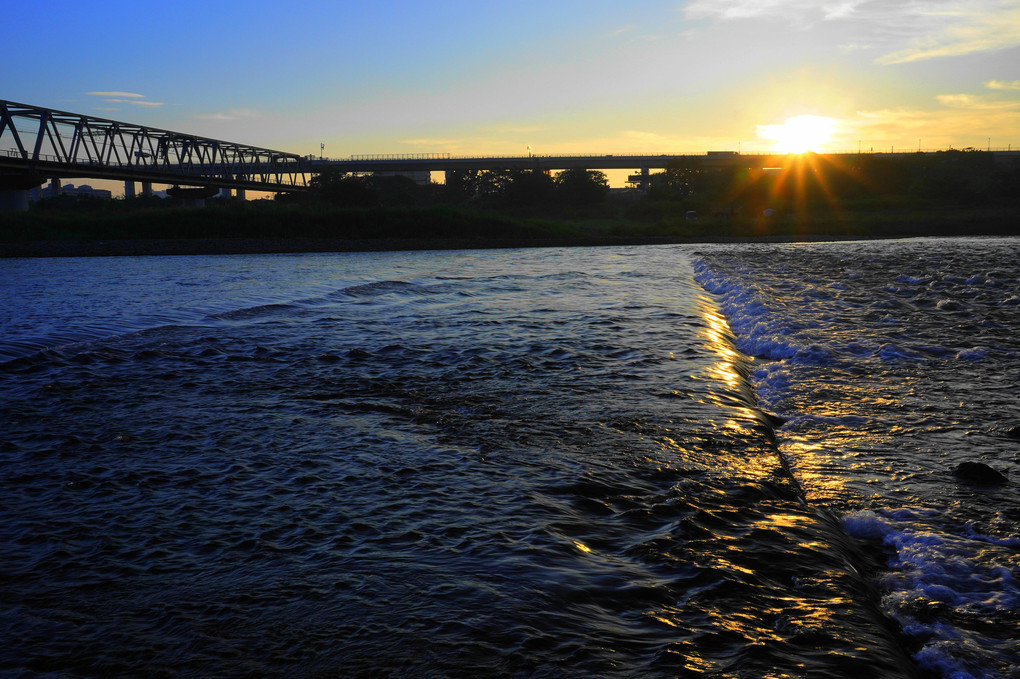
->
[757,115,838,154]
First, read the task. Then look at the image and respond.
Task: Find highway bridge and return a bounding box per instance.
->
[3,98,1018,209]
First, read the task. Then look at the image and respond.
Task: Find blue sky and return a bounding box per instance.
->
[4,0,1020,163]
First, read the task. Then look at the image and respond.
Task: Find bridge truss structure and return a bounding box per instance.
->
[0,99,310,192]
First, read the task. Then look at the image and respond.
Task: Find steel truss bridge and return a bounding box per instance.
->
[0,99,310,193]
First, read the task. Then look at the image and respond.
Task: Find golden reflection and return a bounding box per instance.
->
[572,540,592,554]
[781,439,847,501]
[648,613,679,628]
[704,362,743,390]
[697,296,750,396]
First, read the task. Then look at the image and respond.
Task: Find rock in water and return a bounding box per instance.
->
[953,462,1008,486]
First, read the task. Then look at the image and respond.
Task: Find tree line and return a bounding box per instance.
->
[302,149,1019,215]
[304,167,609,209]
[644,150,1020,214]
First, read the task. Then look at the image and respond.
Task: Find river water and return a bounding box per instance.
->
[1,238,1016,678]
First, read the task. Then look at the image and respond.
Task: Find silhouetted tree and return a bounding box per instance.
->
[505,170,555,206]
[554,168,609,204]
[652,157,702,200]
[444,169,481,201]
[476,169,516,198]
[309,167,378,207]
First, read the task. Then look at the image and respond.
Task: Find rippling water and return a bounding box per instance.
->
[1,239,1016,678]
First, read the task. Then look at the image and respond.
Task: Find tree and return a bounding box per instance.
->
[554,168,609,205]
[660,158,701,198]
[505,170,555,206]
[444,169,481,201]
[309,167,377,207]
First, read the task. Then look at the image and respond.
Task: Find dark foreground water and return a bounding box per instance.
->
[1,239,1016,678]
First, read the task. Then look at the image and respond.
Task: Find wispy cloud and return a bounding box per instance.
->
[986,79,1020,90]
[683,0,1020,62]
[86,90,146,98]
[837,105,1020,149]
[606,25,638,38]
[876,1,1020,64]
[936,93,1020,109]
[193,108,261,121]
[684,0,868,22]
[85,91,164,108]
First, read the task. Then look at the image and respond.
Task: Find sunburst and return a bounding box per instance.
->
[757,115,838,154]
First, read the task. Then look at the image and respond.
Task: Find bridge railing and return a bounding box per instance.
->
[324,147,1020,164]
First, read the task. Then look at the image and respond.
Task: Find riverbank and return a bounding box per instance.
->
[2,201,1016,257]
[0,233,872,258]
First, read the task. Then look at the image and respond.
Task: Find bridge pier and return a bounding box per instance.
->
[0,172,47,211]
[125,181,136,199]
[0,189,30,211]
[141,182,153,197]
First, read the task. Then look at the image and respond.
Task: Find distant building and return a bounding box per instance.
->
[33,182,113,201]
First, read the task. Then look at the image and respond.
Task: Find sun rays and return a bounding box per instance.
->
[757,115,839,154]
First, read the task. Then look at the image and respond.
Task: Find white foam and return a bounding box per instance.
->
[843,509,1020,678]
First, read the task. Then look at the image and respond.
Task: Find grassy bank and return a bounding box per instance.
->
[2,199,1017,257]
[0,202,579,242]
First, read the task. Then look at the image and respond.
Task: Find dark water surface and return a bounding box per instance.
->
[1,240,1016,678]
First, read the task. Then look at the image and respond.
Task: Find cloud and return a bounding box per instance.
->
[606,25,638,37]
[684,0,868,22]
[86,91,146,98]
[837,105,1020,149]
[193,108,261,121]
[85,91,164,108]
[101,98,165,107]
[936,93,1020,109]
[684,1,1020,62]
[876,1,1020,64]
[986,79,1020,90]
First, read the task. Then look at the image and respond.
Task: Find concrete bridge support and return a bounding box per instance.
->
[0,189,30,211]
[0,172,46,211]
[141,182,153,197]
[125,181,136,198]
